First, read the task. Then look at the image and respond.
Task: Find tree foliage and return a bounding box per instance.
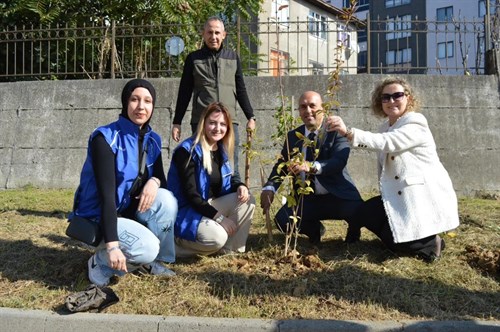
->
[1,0,263,27]
[1,0,263,80]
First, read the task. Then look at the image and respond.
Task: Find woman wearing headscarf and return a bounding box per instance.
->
[70,79,177,287]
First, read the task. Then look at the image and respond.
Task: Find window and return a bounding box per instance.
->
[309,60,324,75]
[358,51,367,69]
[358,29,367,43]
[308,11,327,39]
[337,24,351,48]
[271,0,289,23]
[479,0,497,17]
[385,0,410,8]
[343,0,369,12]
[436,6,453,22]
[386,15,412,40]
[386,48,412,64]
[437,41,454,58]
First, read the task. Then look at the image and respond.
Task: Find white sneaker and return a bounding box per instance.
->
[88,254,111,287]
[142,261,176,277]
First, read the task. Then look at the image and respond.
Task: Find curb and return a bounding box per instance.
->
[1,307,500,332]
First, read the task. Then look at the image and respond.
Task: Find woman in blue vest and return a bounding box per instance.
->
[167,102,255,256]
[70,79,178,287]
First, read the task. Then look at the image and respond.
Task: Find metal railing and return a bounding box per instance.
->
[366,17,488,75]
[0,17,496,81]
[0,21,193,81]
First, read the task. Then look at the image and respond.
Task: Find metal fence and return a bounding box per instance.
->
[0,17,496,81]
[366,17,488,75]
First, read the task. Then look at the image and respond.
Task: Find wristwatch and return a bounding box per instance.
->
[215,214,224,223]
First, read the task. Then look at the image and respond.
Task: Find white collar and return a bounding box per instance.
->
[305,127,318,137]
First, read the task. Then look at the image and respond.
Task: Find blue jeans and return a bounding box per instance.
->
[94,188,177,276]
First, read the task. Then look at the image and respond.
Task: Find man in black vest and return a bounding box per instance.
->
[172,16,256,176]
[260,91,363,245]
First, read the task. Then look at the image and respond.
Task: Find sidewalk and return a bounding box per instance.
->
[2,307,500,332]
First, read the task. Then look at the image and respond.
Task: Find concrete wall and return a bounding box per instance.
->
[0,75,499,197]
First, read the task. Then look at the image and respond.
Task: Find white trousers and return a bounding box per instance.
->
[175,192,255,257]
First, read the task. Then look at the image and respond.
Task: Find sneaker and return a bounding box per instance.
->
[88,254,111,287]
[142,261,176,277]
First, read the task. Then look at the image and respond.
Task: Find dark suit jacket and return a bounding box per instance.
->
[266,124,361,201]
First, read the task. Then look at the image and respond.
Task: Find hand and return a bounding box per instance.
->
[219,216,238,236]
[260,190,274,213]
[237,185,250,203]
[136,178,159,213]
[246,118,256,131]
[106,241,127,272]
[288,160,311,175]
[326,115,347,136]
[172,124,181,142]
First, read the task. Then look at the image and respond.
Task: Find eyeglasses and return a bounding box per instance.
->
[381,91,406,103]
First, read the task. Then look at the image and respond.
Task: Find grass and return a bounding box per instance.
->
[0,187,499,320]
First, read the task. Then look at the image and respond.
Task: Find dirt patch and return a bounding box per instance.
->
[463,245,500,279]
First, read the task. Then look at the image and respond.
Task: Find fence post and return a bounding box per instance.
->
[366,14,371,74]
[485,0,491,50]
[111,20,116,79]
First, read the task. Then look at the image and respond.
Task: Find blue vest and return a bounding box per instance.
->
[71,116,162,221]
[166,137,233,241]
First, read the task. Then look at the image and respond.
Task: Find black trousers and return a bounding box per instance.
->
[351,195,439,257]
[274,193,363,241]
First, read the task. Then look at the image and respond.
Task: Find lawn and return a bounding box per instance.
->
[0,187,498,320]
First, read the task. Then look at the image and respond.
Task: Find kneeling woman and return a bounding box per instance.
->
[70,79,177,287]
[167,102,255,257]
[326,77,459,262]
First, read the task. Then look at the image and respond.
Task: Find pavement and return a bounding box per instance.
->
[1,307,500,332]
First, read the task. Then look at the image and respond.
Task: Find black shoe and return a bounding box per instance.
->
[345,227,361,244]
[309,223,326,245]
[420,235,445,263]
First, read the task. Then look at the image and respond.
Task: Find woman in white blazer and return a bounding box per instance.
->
[326,77,459,262]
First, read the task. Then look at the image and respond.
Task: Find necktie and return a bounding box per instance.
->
[306,132,316,161]
[305,132,316,193]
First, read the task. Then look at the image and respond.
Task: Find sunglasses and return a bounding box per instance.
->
[381,91,406,103]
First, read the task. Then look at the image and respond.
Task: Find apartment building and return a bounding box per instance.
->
[326,0,495,74]
[257,0,363,76]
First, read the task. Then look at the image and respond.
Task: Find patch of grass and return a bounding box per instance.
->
[0,188,498,320]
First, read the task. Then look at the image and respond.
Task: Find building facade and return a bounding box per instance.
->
[257,0,362,76]
[327,0,496,74]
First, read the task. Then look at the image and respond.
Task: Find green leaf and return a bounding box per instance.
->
[295,131,305,140]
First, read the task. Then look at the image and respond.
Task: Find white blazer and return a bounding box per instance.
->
[351,112,459,243]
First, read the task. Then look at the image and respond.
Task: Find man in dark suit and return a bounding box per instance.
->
[260,91,363,244]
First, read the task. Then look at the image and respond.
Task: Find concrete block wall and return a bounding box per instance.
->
[0,75,498,197]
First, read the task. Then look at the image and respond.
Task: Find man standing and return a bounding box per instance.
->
[172,16,256,175]
[260,91,363,244]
